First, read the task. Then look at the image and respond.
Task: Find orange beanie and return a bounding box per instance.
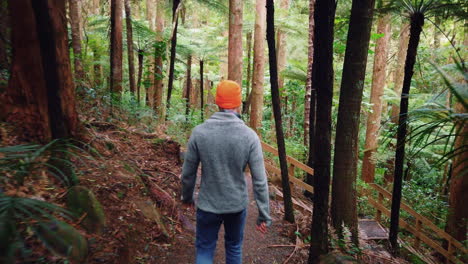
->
[215,80,242,109]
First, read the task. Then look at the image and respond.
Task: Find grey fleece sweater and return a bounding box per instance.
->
[181,112,271,226]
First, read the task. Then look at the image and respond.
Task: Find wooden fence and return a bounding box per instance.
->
[260,141,467,264]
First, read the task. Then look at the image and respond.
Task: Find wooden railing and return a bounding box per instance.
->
[260,141,467,264]
[364,183,467,264]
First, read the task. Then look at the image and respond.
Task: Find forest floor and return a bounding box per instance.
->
[2,118,411,263]
[75,122,410,264]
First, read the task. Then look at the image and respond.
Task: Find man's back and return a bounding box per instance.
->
[182,112,261,214]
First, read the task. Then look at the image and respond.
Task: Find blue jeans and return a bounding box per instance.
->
[195,208,247,264]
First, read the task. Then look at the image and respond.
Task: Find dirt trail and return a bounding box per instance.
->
[156,174,294,264]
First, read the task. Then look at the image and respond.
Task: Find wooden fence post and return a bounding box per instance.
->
[376,192,383,222]
[415,219,422,250]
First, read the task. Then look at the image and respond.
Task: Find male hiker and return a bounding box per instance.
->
[181,80,272,264]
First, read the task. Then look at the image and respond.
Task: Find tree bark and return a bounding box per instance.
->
[445,102,468,245]
[304,0,316,198]
[3,0,51,142]
[154,0,165,117]
[276,0,289,93]
[361,14,391,183]
[243,31,253,115]
[227,0,243,85]
[92,0,100,15]
[266,0,295,224]
[389,12,425,252]
[137,50,144,103]
[69,0,85,84]
[331,0,375,245]
[166,0,180,114]
[0,0,9,74]
[110,0,123,99]
[200,59,204,121]
[184,55,192,117]
[124,0,136,95]
[249,0,266,134]
[390,23,410,122]
[307,0,336,261]
[146,0,155,108]
[32,0,79,139]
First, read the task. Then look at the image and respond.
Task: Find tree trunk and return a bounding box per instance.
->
[110,0,123,99]
[249,0,266,134]
[124,0,136,95]
[331,0,375,245]
[31,0,79,139]
[276,0,289,93]
[166,0,180,114]
[361,14,391,183]
[266,0,295,224]
[154,0,165,117]
[243,31,253,115]
[200,59,204,121]
[307,0,335,261]
[390,23,410,122]
[69,0,85,84]
[4,0,51,142]
[384,22,409,184]
[146,0,155,108]
[227,0,243,85]
[146,0,155,30]
[184,55,192,117]
[445,102,468,245]
[304,0,316,199]
[0,0,9,75]
[389,12,424,252]
[137,51,144,103]
[92,0,100,15]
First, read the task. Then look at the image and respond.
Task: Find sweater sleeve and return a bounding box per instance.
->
[181,133,200,204]
[248,136,272,226]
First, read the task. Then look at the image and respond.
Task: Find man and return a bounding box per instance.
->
[181,80,271,264]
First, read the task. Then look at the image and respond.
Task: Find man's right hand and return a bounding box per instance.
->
[181,201,195,211]
[256,222,268,234]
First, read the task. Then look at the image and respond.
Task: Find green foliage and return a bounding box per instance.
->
[0,140,82,187]
[0,194,75,263]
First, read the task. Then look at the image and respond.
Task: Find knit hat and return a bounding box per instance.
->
[215,80,242,109]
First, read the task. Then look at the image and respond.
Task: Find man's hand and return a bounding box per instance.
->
[181,201,195,211]
[256,222,268,234]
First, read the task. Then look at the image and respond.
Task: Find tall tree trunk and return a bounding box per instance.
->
[228,0,243,85]
[266,0,295,224]
[92,0,100,15]
[433,15,441,49]
[249,0,266,133]
[184,55,192,117]
[0,0,10,76]
[31,0,79,139]
[166,0,180,114]
[125,0,136,96]
[137,51,144,103]
[331,0,375,245]
[445,102,468,245]
[110,0,123,100]
[389,12,425,252]
[124,0,136,95]
[146,0,155,29]
[4,0,50,142]
[276,0,289,93]
[243,31,253,115]
[276,0,289,134]
[304,0,316,198]
[361,14,391,183]
[69,0,85,84]
[390,23,410,122]
[200,59,204,121]
[154,0,165,117]
[307,0,335,261]
[384,23,409,184]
